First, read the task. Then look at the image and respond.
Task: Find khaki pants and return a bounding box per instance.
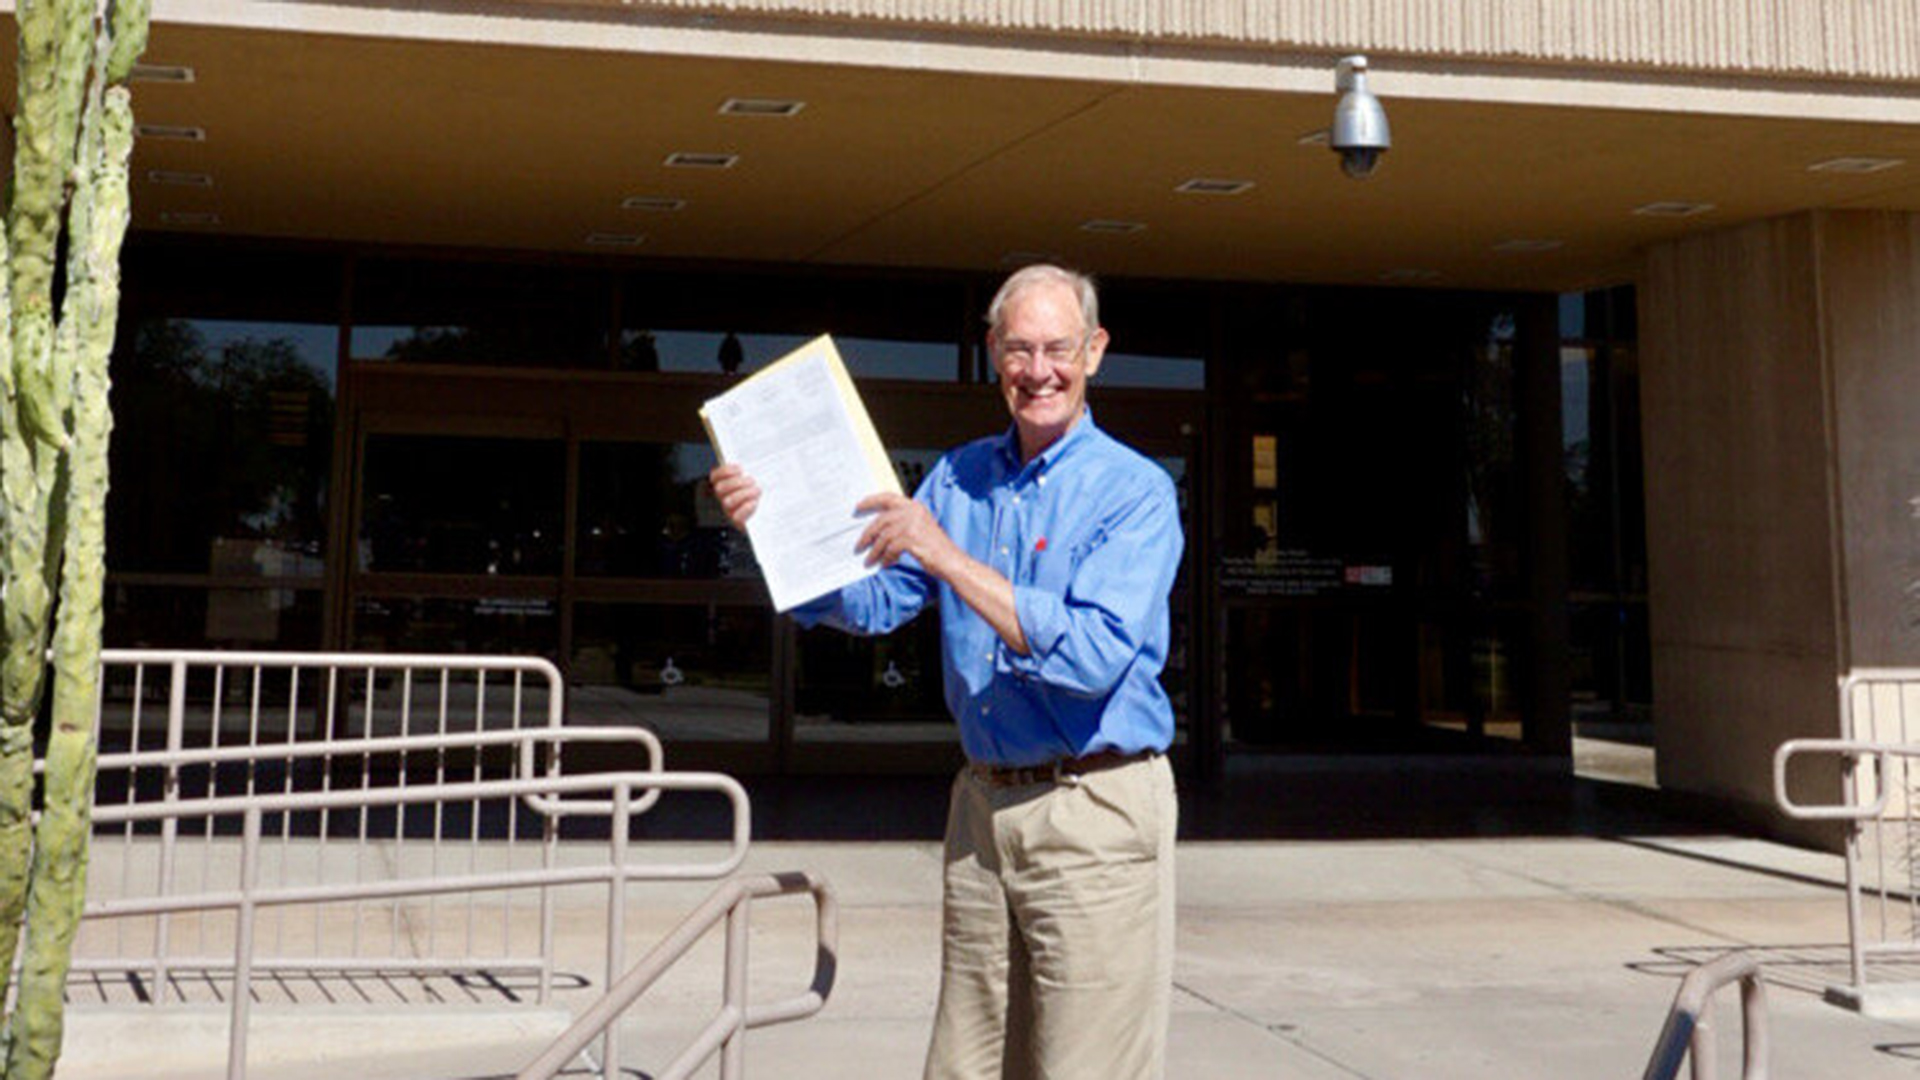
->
[924,754,1177,1080]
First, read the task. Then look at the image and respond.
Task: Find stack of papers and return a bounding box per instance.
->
[699,335,902,611]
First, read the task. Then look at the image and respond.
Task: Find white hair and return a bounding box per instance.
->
[985,264,1100,339]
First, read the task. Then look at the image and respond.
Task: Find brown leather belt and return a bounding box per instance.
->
[967,749,1155,788]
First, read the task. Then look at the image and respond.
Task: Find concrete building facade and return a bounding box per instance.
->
[37,0,1920,831]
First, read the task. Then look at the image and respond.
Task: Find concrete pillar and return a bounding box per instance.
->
[1640,210,1920,836]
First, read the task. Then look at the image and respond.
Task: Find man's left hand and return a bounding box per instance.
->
[856,493,962,578]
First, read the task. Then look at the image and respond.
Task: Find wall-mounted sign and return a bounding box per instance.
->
[1218,551,1393,598]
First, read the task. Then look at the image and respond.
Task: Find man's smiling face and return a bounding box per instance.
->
[991,278,1107,462]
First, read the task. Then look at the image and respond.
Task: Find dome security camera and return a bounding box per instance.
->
[1330,55,1390,179]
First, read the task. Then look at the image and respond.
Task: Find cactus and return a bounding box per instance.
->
[0,2,148,1078]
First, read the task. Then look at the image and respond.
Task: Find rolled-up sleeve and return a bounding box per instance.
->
[792,557,935,635]
[1004,474,1182,697]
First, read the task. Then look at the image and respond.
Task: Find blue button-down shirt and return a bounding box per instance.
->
[792,412,1183,767]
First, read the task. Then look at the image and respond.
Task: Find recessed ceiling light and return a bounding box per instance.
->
[147,170,211,187]
[1808,156,1904,174]
[621,196,686,212]
[1492,239,1564,253]
[585,232,645,246]
[129,63,194,83]
[1633,201,1716,217]
[1297,129,1330,146]
[1079,219,1146,235]
[136,124,205,142]
[159,211,220,226]
[1379,268,1440,282]
[664,152,738,169]
[1176,178,1255,196]
[719,98,806,117]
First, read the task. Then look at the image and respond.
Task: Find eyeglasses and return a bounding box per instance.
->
[994,334,1088,373]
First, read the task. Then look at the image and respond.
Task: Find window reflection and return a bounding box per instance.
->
[106,583,323,650]
[350,260,610,369]
[360,436,564,575]
[352,597,558,658]
[576,442,756,580]
[569,603,771,742]
[1418,615,1524,742]
[620,271,963,382]
[1463,312,1521,597]
[110,317,337,576]
[1094,352,1204,389]
[796,614,949,734]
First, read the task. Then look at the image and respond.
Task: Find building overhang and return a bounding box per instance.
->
[7,0,1919,290]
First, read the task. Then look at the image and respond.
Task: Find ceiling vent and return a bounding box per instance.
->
[585,233,645,247]
[664,152,739,169]
[1633,201,1715,217]
[159,211,220,226]
[1379,268,1440,283]
[1492,238,1564,253]
[1176,178,1254,196]
[1808,156,1904,174]
[136,124,205,142]
[129,63,194,83]
[1079,219,1146,234]
[720,98,805,117]
[1296,129,1330,146]
[147,170,212,186]
[621,196,686,212]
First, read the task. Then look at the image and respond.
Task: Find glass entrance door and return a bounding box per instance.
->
[1214,290,1551,754]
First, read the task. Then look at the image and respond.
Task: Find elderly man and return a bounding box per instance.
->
[710,264,1182,1079]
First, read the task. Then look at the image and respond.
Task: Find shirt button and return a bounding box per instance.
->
[1012,495,1021,505]
[981,704,992,716]
[984,652,994,662]
[1000,546,1010,555]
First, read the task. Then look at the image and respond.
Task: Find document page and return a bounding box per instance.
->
[700,336,902,611]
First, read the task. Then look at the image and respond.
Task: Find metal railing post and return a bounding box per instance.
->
[721,892,752,1078]
[153,656,189,1003]
[539,687,562,1007]
[1838,675,1869,993]
[228,808,263,1080]
[605,781,632,1079]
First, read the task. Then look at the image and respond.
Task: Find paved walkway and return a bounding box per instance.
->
[61,758,1920,1078]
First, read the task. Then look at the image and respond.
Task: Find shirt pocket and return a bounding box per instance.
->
[1030,547,1075,593]
[1029,529,1105,595]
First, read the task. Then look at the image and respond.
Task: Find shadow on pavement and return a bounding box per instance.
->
[625,755,1731,843]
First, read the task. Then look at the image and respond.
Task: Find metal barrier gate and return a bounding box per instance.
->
[20,650,837,1080]
[1774,667,1920,1016]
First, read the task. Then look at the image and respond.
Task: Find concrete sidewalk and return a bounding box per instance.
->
[670,833,1908,1079]
[59,765,1920,1078]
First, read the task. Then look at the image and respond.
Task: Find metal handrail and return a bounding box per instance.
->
[58,724,669,820]
[1773,738,1898,822]
[517,871,839,1080]
[55,649,839,1079]
[1642,951,1770,1080]
[1773,729,1920,1006]
[73,764,751,1080]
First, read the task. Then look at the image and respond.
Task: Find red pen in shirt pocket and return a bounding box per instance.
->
[1029,536,1069,589]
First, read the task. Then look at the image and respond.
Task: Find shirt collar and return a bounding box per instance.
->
[998,407,1098,476]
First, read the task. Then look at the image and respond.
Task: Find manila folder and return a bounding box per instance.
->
[699,335,902,611]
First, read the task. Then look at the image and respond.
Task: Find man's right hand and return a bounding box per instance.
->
[709,463,760,531]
